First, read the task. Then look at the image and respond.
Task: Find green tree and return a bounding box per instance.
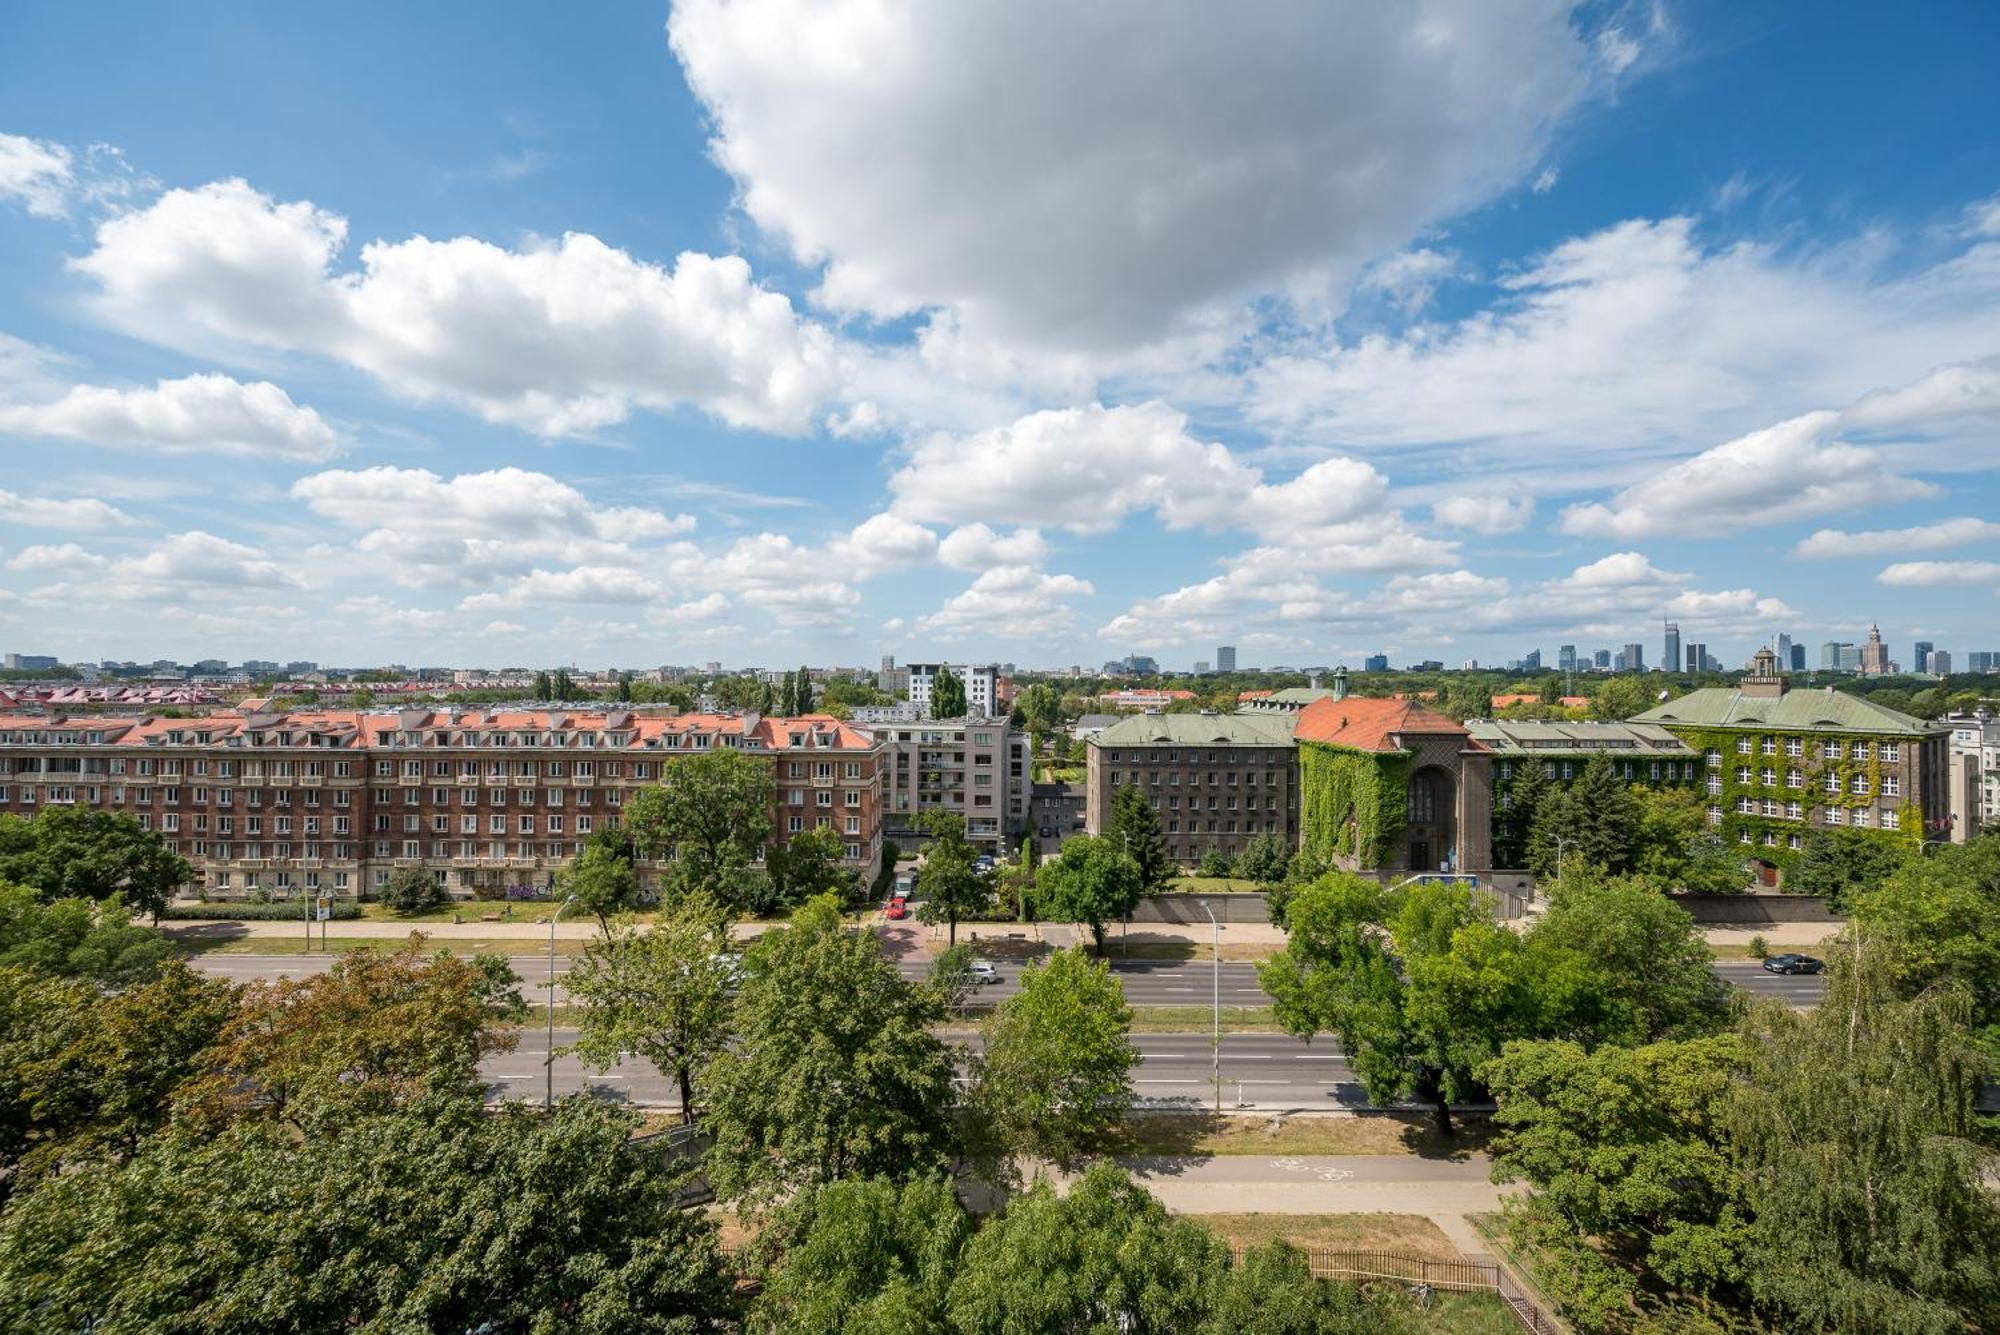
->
[970,948,1140,1167]
[794,664,814,714]
[1590,676,1656,721]
[1018,681,1063,733]
[948,1162,1225,1334]
[0,807,192,919]
[750,1175,970,1335]
[1203,1240,1415,1335]
[1788,826,1914,909]
[378,864,449,916]
[1493,756,1555,869]
[556,839,641,930]
[1106,784,1174,892]
[770,825,856,908]
[914,811,992,947]
[0,959,236,1197]
[625,747,777,909]
[0,883,168,984]
[533,669,553,700]
[175,941,523,1132]
[0,1098,737,1334]
[1527,753,1637,879]
[1485,1034,1751,1328]
[700,900,959,1206]
[564,896,735,1124]
[1033,835,1145,955]
[1850,833,2000,1059]
[1732,939,2000,1332]
[1522,870,1735,1047]
[1260,874,1524,1135]
[1197,847,1234,878]
[930,666,966,719]
[1234,830,1291,884]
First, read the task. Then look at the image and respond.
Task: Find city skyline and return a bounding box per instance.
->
[2,4,1999,667]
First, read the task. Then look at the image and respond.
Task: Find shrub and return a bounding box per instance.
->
[1198,848,1235,879]
[1746,933,1769,960]
[161,901,363,922]
[380,867,450,916]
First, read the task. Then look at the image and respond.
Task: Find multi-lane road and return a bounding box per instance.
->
[190,951,1827,1007]
[192,951,1825,1110]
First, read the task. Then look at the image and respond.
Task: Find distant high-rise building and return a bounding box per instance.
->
[1913,641,1934,674]
[1594,649,1612,669]
[1663,622,1681,676]
[1621,643,1644,673]
[1821,641,1858,672]
[1775,632,1792,669]
[1363,653,1389,672]
[2,654,58,671]
[1558,644,1577,673]
[1969,651,1995,673]
[1193,660,1210,674]
[1216,645,1237,673]
[1931,649,1953,676]
[908,662,1001,716]
[1860,623,1890,676]
[1685,643,1707,674]
[1522,648,1542,671]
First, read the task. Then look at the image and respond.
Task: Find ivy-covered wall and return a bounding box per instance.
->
[1298,741,1411,870]
[1661,725,1922,869]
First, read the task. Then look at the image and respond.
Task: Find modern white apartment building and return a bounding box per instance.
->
[1944,709,1999,843]
[905,662,1000,718]
[861,716,1028,854]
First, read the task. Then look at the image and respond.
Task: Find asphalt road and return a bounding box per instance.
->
[492,1027,1360,1110]
[193,952,1827,1008]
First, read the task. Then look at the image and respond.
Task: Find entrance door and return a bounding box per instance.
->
[1409,840,1431,872]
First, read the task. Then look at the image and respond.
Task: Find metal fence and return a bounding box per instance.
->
[1226,1246,1563,1332]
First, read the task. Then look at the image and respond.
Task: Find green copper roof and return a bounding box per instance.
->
[1632,686,1937,737]
[1466,719,1696,756]
[1087,711,1298,747]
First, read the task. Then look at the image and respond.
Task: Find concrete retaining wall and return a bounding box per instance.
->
[1670,892,1842,924]
[1130,892,1272,924]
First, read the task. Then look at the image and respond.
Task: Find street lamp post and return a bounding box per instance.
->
[546,893,576,1112]
[1200,899,1219,1114]
[1553,834,1570,883]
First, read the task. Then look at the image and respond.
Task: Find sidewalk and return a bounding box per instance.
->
[160,914,1292,946]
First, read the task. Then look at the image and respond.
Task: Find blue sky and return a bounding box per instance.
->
[1,0,1997,672]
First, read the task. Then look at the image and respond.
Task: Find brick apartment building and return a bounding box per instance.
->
[0,708,884,901]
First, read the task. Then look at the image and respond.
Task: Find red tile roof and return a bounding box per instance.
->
[1290,696,1470,752]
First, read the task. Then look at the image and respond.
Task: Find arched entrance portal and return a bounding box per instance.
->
[1405,766,1458,873]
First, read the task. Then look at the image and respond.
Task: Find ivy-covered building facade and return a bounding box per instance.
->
[1631,649,1951,882]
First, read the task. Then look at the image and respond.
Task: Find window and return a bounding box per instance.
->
[1880,744,1900,763]
[1852,808,1872,828]
[1760,737,1776,756]
[1823,741,1842,760]
[1850,742,1869,762]
[1788,834,1803,850]
[1882,807,1900,829]
[1786,770,1804,789]
[1824,774,1842,794]
[1736,738,1753,755]
[1826,807,1846,825]
[1759,768,1776,787]
[1883,775,1900,796]
[1784,738,1802,758]
[1785,801,1802,820]
[1737,768,1753,785]
[1850,775,1870,795]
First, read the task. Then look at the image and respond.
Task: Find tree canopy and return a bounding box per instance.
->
[1032,834,1146,955]
[971,947,1139,1167]
[700,898,960,1206]
[914,811,993,947]
[624,747,776,911]
[0,807,192,919]
[1106,784,1174,892]
[930,666,967,719]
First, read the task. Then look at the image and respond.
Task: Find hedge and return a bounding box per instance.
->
[161,901,364,921]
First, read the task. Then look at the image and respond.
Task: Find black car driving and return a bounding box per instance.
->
[1761,953,1824,975]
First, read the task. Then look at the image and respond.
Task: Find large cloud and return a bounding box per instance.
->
[670,0,1602,354]
[70,179,840,436]
[0,373,339,460]
[889,401,1389,534]
[0,489,135,530]
[1558,412,1934,540]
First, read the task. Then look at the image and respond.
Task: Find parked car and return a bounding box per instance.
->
[884,896,908,920]
[968,961,1001,985]
[1761,953,1824,975]
[1038,825,1054,838]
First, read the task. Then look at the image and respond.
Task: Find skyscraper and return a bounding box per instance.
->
[1663,622,1680,676]
[1594,649,1611,669]
[1789,642,1807,672]
[1932,649,1953,676]
[1216,645,1236,673]
[1622,643,1644,673]
[1775,632,1792,669]
[1913,641,1934,674]
[1860,623,1889,676]
[1558,644,1577,673]
[1686,643,1707,674]
[1363,653,1389,672]
[1522,648,1542,671]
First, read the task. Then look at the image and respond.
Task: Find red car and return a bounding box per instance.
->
[884,896,908,920]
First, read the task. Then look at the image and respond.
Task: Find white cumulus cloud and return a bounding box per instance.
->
[0,373,339,460]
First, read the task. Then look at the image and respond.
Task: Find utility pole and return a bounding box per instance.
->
[1201,899,1220,1115]
[546,894,576,1112]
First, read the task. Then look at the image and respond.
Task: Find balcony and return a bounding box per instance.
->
[300,774,322,787]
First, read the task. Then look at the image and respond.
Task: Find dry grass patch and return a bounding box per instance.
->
[1190,1212,1464,1262]
[1124,1005,1284,1033]
[182,935,595,958]
[1115,1111,1495,1158]
[1110,940,1283,962]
